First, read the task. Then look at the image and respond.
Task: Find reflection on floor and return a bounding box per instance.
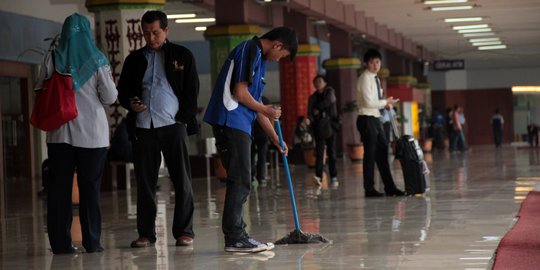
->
[1,145,540,269]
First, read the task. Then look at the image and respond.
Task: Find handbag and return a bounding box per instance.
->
[30,61,77,131]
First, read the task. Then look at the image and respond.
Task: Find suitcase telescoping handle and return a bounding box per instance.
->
[389,109,400,140]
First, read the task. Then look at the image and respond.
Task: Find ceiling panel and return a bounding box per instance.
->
[337,0,540,68]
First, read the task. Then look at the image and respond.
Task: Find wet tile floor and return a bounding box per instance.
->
[2,145,540,269]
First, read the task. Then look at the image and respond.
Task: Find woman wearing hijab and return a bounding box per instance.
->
[40,13,117,254]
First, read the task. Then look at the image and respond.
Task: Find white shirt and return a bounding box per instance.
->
[356,70,387,117]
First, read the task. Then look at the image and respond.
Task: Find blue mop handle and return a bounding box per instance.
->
[275,119,301,232]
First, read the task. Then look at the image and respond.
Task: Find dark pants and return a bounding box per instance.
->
[357,115,398,193]
[451,129,468,151]
[251,138,269,181]
[213,126,252,241]
[315,134,337,179]
[133,123,194,241]
[47,143,107,253]
[493,127,503,147]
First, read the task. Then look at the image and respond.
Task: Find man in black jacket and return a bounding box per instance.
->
[117,10,199,248]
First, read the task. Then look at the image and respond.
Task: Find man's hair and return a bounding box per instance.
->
[363,49,382,64]
[313,74,326,84]
[142,10,168,30]
[261,27,298,60]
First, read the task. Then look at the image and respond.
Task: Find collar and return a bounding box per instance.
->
[145,39,168,53]
[365,70,378,77]
[252,36,264,59]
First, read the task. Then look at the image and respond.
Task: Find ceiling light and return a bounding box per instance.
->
[445,17,483,22]
[463,32,495,37]
[175,18,216,24]
[512,86,540,93]
[452,24,489,30]
[167,13,197,19]
[194,26,207,31]
[430,5,473,11]
[478,45,507,50]
[469,37,500,42]
[424,0,468,4]
[458,28,492,33]
[472,41,502,46]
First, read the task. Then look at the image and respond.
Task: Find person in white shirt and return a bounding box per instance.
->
[356,49,404,197]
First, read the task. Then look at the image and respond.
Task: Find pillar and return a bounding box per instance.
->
[86,0,164,132]
[204,25,261,88]
[279,9,320,144]
[386,75,425,139]
[324,25,359,153]
[279,44,321,144]
[323,58,361,152]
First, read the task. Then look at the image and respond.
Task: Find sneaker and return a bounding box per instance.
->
[330,177,339,187]
[225,237,274,253]
[312,176,322,186]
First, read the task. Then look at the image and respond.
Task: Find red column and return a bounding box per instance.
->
[279,44,320,144]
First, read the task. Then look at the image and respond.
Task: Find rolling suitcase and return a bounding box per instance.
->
[390,116,429,195]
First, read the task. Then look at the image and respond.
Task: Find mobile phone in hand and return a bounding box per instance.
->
[130,96,143,105]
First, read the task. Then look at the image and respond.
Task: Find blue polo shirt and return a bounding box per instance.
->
[203,37,267,135]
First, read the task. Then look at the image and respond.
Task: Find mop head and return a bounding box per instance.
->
[274,229,332,245]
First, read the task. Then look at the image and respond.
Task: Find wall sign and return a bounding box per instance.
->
[433,59,465,71]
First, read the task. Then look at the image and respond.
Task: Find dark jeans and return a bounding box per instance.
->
[47,143,107,253]
[357,115,398,193]
[314,134,337,179]
[251,138,269,181]
[213,126,252,241]
[133,123,194,241]
[450,129,468,151]
[493,127,503,147]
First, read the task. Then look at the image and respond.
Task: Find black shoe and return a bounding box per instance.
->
[86,246,104,253]
[386,189,405,196]
[365,190,384,197]
[52,245,78,255]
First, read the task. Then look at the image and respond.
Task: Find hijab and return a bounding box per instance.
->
[54,13,109,91]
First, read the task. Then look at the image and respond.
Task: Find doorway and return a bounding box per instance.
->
[1,76,32,180]
[0,60,36,218]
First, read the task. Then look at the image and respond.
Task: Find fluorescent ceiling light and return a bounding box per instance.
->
[472,41,502,46]
[424,0,468,4]
[431,5,473,11]
[512,86,540,93]
[478,45,507,50]
[469,37,500,42]
[194,26,207,31]
[175,18,216,24]
[458,28,492,33]
[167,13,197,19]
[463,32,495,37]
[452,24,489,30]
[445,17,483,22]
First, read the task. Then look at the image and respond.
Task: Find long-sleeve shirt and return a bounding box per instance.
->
[136,47,179,129]
[356,70,387,117]
[46,65,118,148]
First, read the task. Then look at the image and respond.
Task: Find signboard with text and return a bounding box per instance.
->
[433,59,465,71]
